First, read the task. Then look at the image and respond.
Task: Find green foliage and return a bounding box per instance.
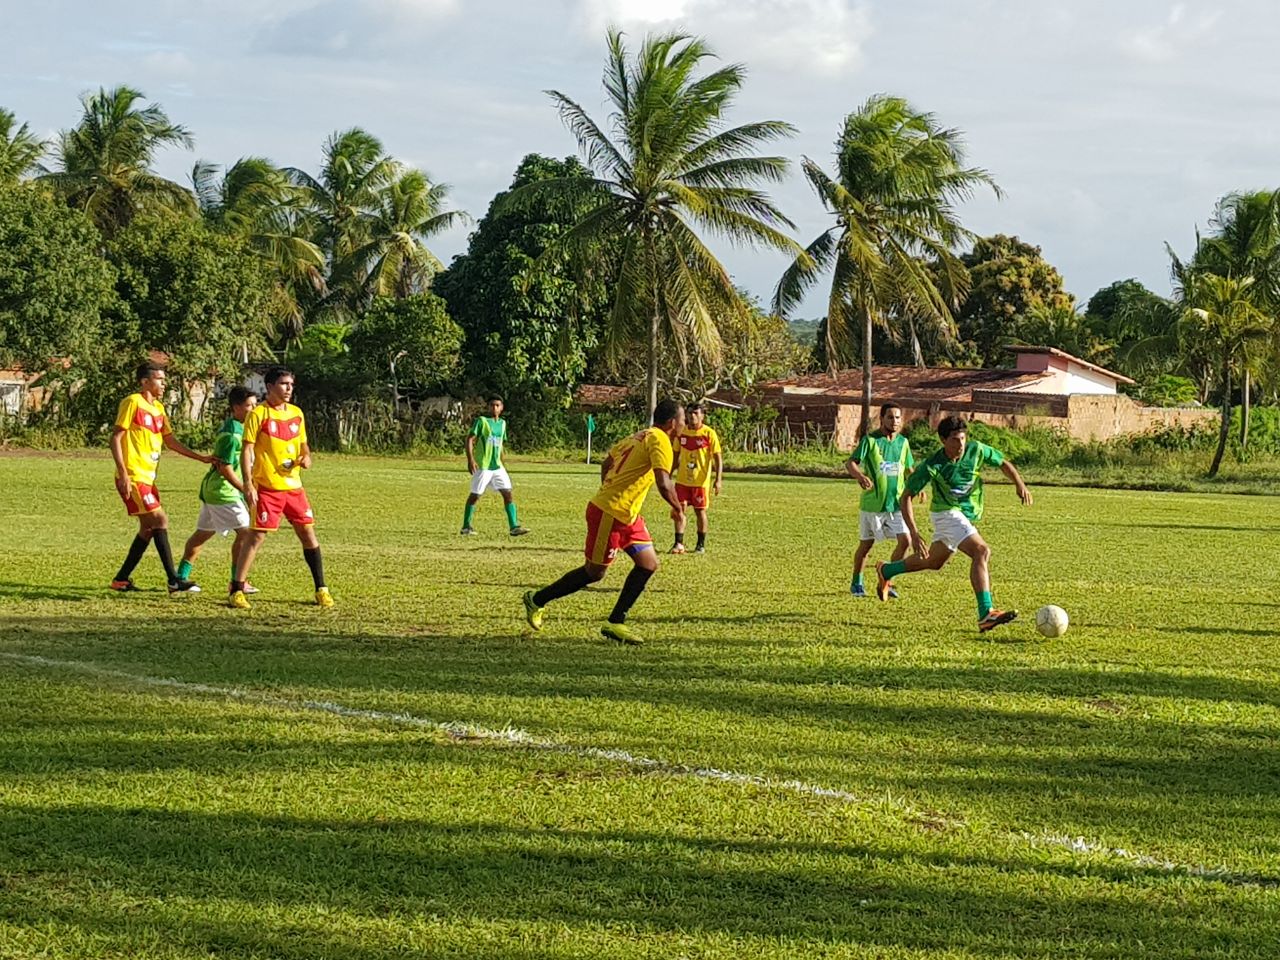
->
[346,293,463,395]
[1135,374,1198,406]
[0,108,46,183]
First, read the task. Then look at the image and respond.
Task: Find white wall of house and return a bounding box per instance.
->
[1007,361,1117,395]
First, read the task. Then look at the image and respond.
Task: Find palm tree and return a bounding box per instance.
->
[774,95,997,435]
[1013,303,1113,367]
[192,157,326,342]
[508,29,805,417]
[0,108,46,183]
[42,86,194,236]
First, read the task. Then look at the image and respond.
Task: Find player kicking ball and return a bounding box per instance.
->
[669,401,722,554]
[109,362,214,594]
[846,402,913,598]
[175,386,259,596]
[460,395,528,537]
[523,399,685,646]
[229,366,332,609]
[875,415,1032,633]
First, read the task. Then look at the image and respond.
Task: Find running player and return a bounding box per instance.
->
[875,415,1032,632]
[229,366,332,609]
[109,361,212,594]
[460,395,529,537]
[175,386,258,596]
[846,402,912,597]
[522,399,685,645]
[670,401,722,554]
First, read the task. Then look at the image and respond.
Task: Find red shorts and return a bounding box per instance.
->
[121,482,161,516]
[584,503,653,566]
[252,487,315,531]
[675,483,708,509]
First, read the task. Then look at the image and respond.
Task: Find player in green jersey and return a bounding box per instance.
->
[875,415,1032,632]
[461,396,529,537]
[846,403,913,598]
[176,386,258,598]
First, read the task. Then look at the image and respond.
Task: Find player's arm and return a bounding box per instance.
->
[845,458,873,490]
[163,432,214,464]
[109,428,131,499]
[899,491,929,557]
[653,468,680,511]
[299,441,312,471]
[599,454,613,483]
[1001,460,1033,506]
[241,442,257,511]
[712,450,724,496]
[465,433,477,473]
[216,462,245,493]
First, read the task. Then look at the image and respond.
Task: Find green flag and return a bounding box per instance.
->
[586,414,596,433]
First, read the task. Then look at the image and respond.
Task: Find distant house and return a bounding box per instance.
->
[739,347,1216,451]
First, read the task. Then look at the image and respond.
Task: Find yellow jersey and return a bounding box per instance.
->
[590,427,674,523]
[243,402,308,491]
[113,393,170,485]
[673,425,722,488]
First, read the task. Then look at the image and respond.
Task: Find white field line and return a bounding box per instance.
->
[1,651,1272,889]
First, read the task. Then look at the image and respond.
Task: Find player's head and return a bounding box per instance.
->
[135,361,167,396]
[263,366,295,404]
[487,395,504,418]
[687,401,706,429]
[652,398,685,438]
[879,403,903,436]
[227,385,258,422]
[937,415,968,459]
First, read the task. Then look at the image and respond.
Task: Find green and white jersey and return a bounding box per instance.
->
[471,416,507,471]
[199,417,244,505]
[905,439,1005,522]
[850,431,913,513]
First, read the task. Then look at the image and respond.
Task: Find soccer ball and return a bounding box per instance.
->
[1035,605,1069,638]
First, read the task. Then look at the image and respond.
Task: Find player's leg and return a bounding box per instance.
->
[285,489,330,606]
[671,491,687,553]
[497,472,527,536]
[875,540,950,601]
[177,526,215,582]
[850,538,874,596]
[693,504,708,553]
[229,529,266,608]
[958,532,1016,631]
[112,508,153,590]
[143,505,195,593]
[460,491,481,534]
[524,504,612,629]
[601,515,656,644]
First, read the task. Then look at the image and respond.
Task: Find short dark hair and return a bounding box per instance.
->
[879,402,902,417]
[135,361,165,382]
[487,394,504,404]
[652,398,683,426]
[687,401,706,414]
[937,415,968,439]
[263,366,293,385]
[227,386,257,407]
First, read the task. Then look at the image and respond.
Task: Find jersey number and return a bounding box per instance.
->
[609,445,635,479]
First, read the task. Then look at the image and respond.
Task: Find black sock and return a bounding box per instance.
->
[609,566,654,624]
[231,580,245,593]
[533,567,593,608]
[303,547,325,590]
[696,532,706,549]
[115,535,150,582]
[674,531,684,545]
[152,529,179,583]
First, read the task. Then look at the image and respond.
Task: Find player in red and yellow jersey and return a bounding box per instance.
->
[522,399,685,645]
[109,361,213,594]
[670,401,723,554]
[228,366,332,609]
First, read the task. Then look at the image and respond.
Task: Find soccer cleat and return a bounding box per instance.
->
[509,526,530,537]
[522,590,544,631]
[850,581,867,598]
[109,578,137,592]
[459,527,477,536]
[693,545,705,554]
[227,590,251,610]
[315,587,334,608]
[601,621,643,646]
[243,582,260,595]
[669,543,687,555]
[978,609,1018,633]
[888,584,900,600]
[168,579,201,595]
[874,561,891,602]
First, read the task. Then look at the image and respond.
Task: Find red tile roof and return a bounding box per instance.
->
[754,365,1049,404]
[574,384,631,409]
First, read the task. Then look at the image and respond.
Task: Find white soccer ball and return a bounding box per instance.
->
[1035,604,1069,638]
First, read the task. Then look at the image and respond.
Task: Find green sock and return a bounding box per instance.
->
[881,559,908,580]
[852,573,864,587]
[977,591,993,620]
[505,501,519,529]
[176,559,193,580]
[462,503,476,529]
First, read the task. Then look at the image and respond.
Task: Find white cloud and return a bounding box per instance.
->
[143,50,194,75]
[253,0,459,58]
[1123,3,1222,63]
[580,0,872,76]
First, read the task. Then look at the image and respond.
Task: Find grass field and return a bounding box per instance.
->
[1,451,1279,958]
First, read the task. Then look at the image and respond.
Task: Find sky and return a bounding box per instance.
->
[3,0,1279,316]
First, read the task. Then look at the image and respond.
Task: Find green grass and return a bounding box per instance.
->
[2,452,1279,958]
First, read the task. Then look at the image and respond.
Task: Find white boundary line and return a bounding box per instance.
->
[1,651,1272,889]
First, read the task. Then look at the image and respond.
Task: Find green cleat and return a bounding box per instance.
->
[522,590,544,631]
[601,621,643,646]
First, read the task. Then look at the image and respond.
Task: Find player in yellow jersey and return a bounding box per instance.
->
[109,361,214,594]
[522,399,685,645]
[228,366,333,609]
[669,401,723,554]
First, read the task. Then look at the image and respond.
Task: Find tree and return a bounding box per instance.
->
[955,234,1072,367]
[510,29,803,418]
[1012,303,1113,366]
[346,293,463,398]
[775,95,996,435]
[0,108,45,183]
[43,86,195,237]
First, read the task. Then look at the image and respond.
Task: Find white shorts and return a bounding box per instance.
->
[196,501,251,534]
[859,510,906,542]
[470,467,512,496]
[930,509,979,552]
